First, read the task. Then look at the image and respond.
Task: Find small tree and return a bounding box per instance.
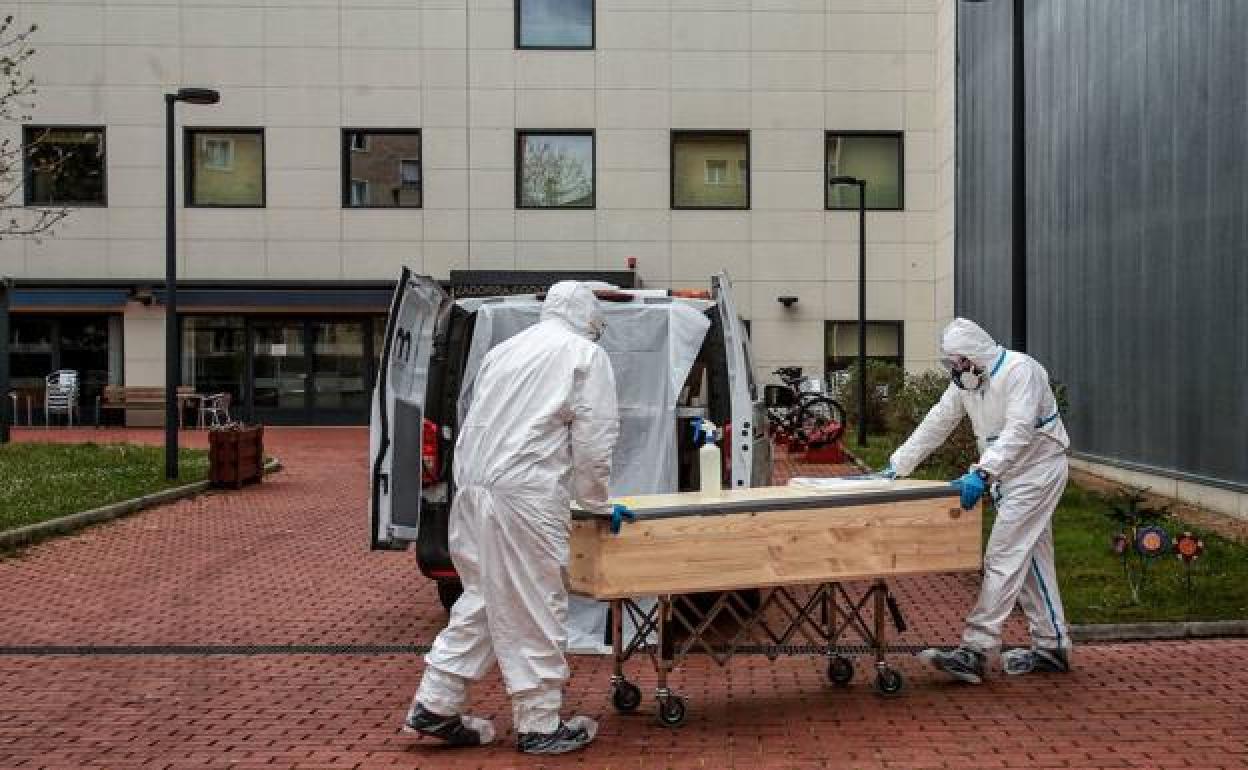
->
[1,15,68,239]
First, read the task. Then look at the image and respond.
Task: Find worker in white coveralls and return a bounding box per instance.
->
[404,281,622,754]
[884,318,1071,684]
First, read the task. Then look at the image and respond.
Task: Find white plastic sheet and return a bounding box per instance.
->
[457,297,712,652]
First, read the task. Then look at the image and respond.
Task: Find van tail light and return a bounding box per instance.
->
[670,289,712,299]
[422,418,441,486]
[722,421,732,484]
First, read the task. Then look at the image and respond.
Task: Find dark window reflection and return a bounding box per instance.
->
[24,127,106,206]
[182,316,246,410]
[343,131,422,208]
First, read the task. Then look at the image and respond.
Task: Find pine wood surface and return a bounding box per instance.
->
[569,484,980,599]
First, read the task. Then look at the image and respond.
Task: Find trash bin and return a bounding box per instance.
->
[208,424,264,489]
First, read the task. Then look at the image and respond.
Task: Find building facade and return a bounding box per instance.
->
[3,0,956,425]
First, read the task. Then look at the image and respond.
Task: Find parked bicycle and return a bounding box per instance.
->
[764,367,847,445]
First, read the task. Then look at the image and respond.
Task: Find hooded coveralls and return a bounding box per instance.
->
[413,281,620,734]
[890,318,1071,655]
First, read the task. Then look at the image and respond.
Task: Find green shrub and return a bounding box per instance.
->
[882,368,978,478]
[830,360,906,436]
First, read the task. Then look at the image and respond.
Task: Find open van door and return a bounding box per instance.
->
[712,273,770,488]
[369,267,450,550]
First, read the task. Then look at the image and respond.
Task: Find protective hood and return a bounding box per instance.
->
[941,318,1004,370]
[540,281,606,341]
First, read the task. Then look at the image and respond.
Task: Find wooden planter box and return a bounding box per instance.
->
[209,425,265,489]
[569,482,981,600]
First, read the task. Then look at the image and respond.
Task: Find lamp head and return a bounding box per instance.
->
[174,88,220,105]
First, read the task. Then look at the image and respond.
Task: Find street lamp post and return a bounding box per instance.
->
[165,88,220,480]
[829,175,869,448]
[0,275,12,445]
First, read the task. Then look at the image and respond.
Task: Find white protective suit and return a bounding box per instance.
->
[413,282,620,734]
[890,318,1071,655]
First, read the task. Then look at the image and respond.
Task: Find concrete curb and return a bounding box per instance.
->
[0,457,282,550]
[1071,620,1248,642]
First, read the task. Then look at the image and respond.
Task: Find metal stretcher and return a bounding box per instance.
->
[568,483,980,726]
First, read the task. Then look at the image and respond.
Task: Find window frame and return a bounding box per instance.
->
[824,130,905,212]
[515,0,596,51]
[824,320,906,371]
[22,125,109,208]
[670,129,751,211]
[340,128,423,210]
[514,129,596,210]
[184,127,266,209]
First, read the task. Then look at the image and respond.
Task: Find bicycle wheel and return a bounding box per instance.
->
[797,397,846,442]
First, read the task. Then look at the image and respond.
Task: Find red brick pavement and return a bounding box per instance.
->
[1,428,1245,769]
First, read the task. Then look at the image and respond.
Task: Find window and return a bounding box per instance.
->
[8,314,118,410]
[825,132,904,210]
[23,126,106,206]
[516,131,595,209]
[825,321,904,372]
[671,131,749,209]
[186,128,265,207]
[517,0,594,49]
[399,159,421,190]
[201,138,234,171]
[342,130,422,208]
[705,160,727,185]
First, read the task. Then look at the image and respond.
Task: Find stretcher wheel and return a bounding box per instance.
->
[874,667,904,696]
[656,695,687,727]
[611,681,642,713]
[827,656,854,686]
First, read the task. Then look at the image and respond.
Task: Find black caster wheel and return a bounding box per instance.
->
[611,681,642,713]
[827,656,854,687]
[874,667,905,697]
[656,695,687,727]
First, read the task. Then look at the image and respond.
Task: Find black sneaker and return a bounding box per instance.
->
[1001,647,1071,675]
[402,703,495,747]
[917,646,986,684]
[517,716,598,755]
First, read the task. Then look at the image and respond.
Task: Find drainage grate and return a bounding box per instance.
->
[0,643,433,657]
[0,642,936,658]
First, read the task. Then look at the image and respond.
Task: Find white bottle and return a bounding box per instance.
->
[698,419,722,494]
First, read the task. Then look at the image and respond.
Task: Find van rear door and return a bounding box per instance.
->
[712,272,769,488]
[369,268,450,549]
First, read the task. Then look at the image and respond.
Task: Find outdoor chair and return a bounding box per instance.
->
[44,369,80,427]
[198,393,233,428]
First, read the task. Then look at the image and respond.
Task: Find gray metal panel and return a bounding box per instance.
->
[391,399,423,529]
[955,0,1013,342]
[959,0,1248,488]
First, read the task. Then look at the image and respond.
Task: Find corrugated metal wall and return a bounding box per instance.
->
[958,0,1248,489]
[956,0,1013,343]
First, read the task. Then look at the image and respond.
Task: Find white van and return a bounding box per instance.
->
[369,269,772,612]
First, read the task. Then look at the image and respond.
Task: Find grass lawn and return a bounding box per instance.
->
[0,442,210,533]
[843,429,1248,624]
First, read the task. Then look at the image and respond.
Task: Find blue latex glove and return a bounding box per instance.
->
[950,470,986,510]
[876,465,898,481]
[609,503,635,535]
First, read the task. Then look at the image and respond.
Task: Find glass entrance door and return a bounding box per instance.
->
[248,318,373,425]
[251,319,308,423]
[310,320,368,423]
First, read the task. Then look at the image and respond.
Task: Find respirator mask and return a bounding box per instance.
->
[945,355,986,391]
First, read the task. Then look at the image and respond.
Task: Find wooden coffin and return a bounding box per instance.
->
[569,482,981,600]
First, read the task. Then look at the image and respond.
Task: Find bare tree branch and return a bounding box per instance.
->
[0,16,71,240]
